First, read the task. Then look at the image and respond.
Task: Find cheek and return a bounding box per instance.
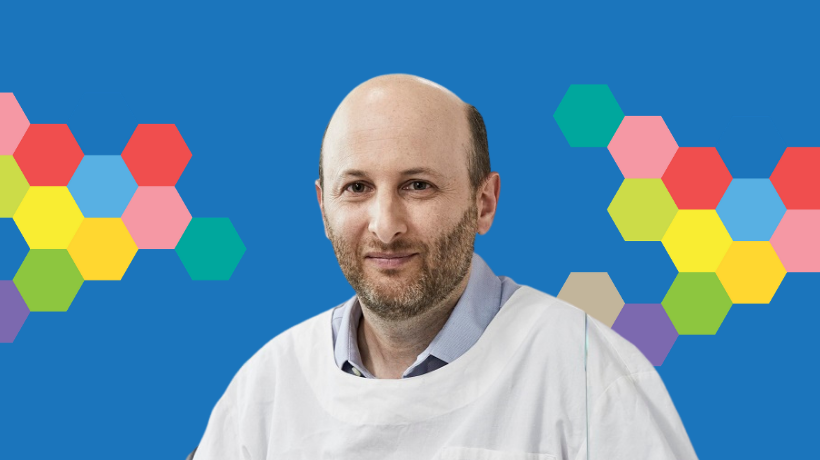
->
[327,207,367,240]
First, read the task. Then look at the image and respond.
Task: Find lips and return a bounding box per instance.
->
[365,252,416,259]
[365,253,418,269]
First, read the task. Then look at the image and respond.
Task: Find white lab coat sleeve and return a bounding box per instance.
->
[194,373,246,460]
[585,369,700,460]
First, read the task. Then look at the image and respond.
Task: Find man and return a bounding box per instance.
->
[193,74,699,459]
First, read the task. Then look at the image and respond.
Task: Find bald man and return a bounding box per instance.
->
[192,75,699,460]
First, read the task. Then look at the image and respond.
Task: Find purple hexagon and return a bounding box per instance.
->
[1,280,29,343]
[611,303,679,366]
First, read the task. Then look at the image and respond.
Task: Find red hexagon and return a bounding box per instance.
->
[13,124,84,186]
[770,147,820,209]
[662,147,732,209]
[121,124,192,186]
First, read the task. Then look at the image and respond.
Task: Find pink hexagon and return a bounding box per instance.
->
[607,116,678,178]
[122,186,192,249]
[1,93,30,156]
[770,210,820,272]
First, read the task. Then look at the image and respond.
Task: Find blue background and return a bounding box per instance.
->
[2,2,818,458]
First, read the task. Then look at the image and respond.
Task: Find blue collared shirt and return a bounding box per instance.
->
[330,252,521,378]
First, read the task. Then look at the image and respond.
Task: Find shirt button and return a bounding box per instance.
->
[351,367,362,377]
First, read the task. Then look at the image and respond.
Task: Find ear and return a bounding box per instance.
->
[476,172,500,235]
[315,179,330,239]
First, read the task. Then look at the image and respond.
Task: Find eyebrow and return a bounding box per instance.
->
[337,167,445,180]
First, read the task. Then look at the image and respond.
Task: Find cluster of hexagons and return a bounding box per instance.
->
[554,85,820,364]
[0,93,246,343]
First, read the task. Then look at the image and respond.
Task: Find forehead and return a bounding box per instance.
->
[324,96,471,183]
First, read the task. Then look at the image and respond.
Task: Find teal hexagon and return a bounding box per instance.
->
[553,84,625,147]
[13,249,84,312]
[175,218,245,280]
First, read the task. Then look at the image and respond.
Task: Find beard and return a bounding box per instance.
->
[326,202,477,322]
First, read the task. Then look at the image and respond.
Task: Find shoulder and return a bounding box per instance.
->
[223,304,339,405]
[515,284,656,392]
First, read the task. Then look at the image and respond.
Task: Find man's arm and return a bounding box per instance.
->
[584,369,699,459]
[193,376,245,460]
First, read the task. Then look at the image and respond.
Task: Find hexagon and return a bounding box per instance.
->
[0,281,29,343]
[662,273,733,335]
[0,219,29,280]
[13,187,84,249]
[661,147,732,209]
[13,124,84,186]
[716,241,786,304]
[607,116,678,178]
[121,124,192,186]
[0,93,30,156]
[715,179,786,241]
[176,218,246,280]
[607,179,678,241]
[611,304,678,366]
[122,187,192,249]
[770,147,820,209]
[0,156,30,217]
[553,85,624,147]
[67,155,138,217]
[770,210,820,272]
[661,210,733,272]
[13,250,84,312]
[556,272,624,327]
[67,218,138,280]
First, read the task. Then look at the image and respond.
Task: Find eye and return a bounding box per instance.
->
[406,181,431,191]
[344,182,371,194]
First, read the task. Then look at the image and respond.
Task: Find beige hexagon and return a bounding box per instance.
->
[557,272,625,327]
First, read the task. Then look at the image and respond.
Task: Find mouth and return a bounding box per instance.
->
[365,253,418,269]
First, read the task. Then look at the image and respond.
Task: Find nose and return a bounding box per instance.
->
[367,189,407,244]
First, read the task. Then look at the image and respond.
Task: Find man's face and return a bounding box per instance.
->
[318,81,477,322]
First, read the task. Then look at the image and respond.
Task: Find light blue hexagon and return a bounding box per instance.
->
[716,178,786,241]
[67,155,138,217]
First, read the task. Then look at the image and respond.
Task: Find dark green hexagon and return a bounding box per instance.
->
[661,272,732,335]
[553,84,625,147]
[175,218,246,280]
[13,249,84,312]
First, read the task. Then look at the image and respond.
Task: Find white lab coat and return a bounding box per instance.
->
[195,285,699,460]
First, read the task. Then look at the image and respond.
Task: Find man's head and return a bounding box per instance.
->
[315,74,500,322]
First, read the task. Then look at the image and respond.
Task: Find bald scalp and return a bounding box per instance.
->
[318,74,490,196]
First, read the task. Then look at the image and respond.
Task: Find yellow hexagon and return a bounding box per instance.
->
[716,241,786,304]
[68,218,138,280]
[661,210,733,272]
[13,187,84,249]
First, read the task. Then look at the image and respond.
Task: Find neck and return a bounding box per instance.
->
[357,268,471,379]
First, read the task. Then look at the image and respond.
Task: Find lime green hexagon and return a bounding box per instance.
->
[553,85,625,147]
[0,156,30,217]
[661,210,733,272]
[175,218,245,280]
[716,241,787,304]
[607,179,679,241]
[662,272,733,335]
[13,250,84,312]
[13,187,84,249]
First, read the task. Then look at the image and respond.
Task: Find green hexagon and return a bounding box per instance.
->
[607,179,679,241]
[13,250,84,312]
[175,218,246,280]
[661,272,732,335]
[1,156,30,217]
[553,84,625,147]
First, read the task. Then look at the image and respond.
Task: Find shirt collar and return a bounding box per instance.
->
[332,252,505,372]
